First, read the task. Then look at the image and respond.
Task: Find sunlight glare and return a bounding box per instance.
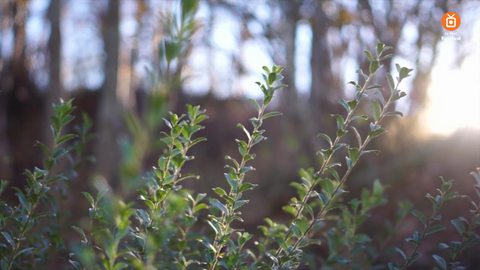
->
[424,55,480,134]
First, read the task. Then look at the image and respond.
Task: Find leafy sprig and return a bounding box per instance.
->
[267,41,412,270]
[134,105,207,266]
[1,99,78,270]
[388,177,458,270]
[206,65,287,270]
[432,169,480,270]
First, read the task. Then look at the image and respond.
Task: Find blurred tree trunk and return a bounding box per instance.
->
[44,0,62,147]
[0,0,13,181]
[278,0,298,112]
[12,0,28,76]
[309,3,334,114]
[0,0,31,183]
[276,1,320,163]
[305,2,334,156]
[96,0,121,184]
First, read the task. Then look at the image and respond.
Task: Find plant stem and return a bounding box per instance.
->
[210,104,267,270]
[5,138,61,270]
[276,79,399,269]
[270,74,374,264]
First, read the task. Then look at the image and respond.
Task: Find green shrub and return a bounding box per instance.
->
[1,1,479,268]
[1,41,479,270]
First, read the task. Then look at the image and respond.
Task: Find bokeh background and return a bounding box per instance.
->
[1,0,480,268]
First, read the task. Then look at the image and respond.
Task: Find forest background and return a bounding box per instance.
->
[1,0,480,268]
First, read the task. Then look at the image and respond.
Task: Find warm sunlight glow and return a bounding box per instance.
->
[424,55,480,134]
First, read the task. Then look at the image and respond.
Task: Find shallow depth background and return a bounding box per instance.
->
[1,0,480,268]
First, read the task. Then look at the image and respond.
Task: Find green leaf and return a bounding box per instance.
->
[283,205,297,217]
[380,54,394,61]
[248,98,260,112]
[351,115,368,122]
[373,179,384,197]
[338,99,350,112]
[347,100,358,110]
[195,193,206,203]
[36,141,51,157]
[194,203,208,212]
[348,147,360,163]
[163,118,173,129]
[252,135,265,146]
[348,81,360,90]
[72,226,88,241]
[224,173,238,193]
[237,140,248,157]
[367,84,383,90]
[164,41,181,62]
[268,72,276,85]
[298,202,314,219]
[346,157,352,169]
[394,247,407,260]
[298,239,322,248]
[369,60,380,74]
[263,111,282,119]
[14,189,31,212]
[296,217,309,235]
[239,182,257,193]
[369,128,386,139]
[266,252,279,266]
[68,260,82,270]
[328,167,340,181]
[225,155,240,169]
[370,100,382,121]
[385,111,404,117]
[386,73,395,91]
[373,89,386,106]
[210,199,228,214]
[388,262,399,270]
[56,134,78,145]
[392,91,407,101]
[53,148,67,160]
[350,127,362,147]
[236,123,251,140]
[318,133,333,147]
[320,179,335,197]
[32,212,56,220]
[96,189,108,202]
[1,232,14,247]
[376,42,385,56]
[240,166,255,175]
[182,0,198,17]
[193,114,208,125]
[364,50,374,61]
[432,254,447,270]
[113,263,128,270]
[411,209,426,226]
[356,69,368,81]
[317,193,328,205]
[13,248,34,260]
[331,114,345,130]
[51,115,61,135]
[399,67,414,81]
[234,200,249,210]
[426,224,446,236]
[451,218,466,235]
[291,223,301,237]
[189,137,206,148]
[213,187,227,197]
